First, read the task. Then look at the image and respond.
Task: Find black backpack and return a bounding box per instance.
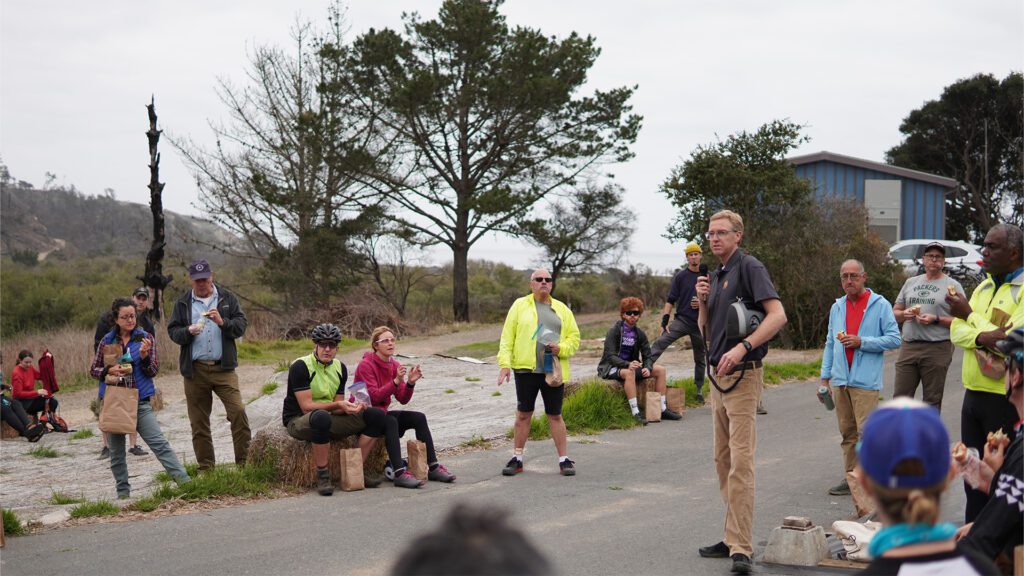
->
[39,397,70,432]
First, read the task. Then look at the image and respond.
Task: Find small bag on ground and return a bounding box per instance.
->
[666,387,686,414]
[407,439,428,481]
[339,447,364,491]
[99,384,138,434]
[645,391,662,422]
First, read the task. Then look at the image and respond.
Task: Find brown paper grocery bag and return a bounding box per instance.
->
[666,387,686,414]
[645,392,662,422]
[102,343,121,367]
[99,385,138,434]
[846,470,873,517]
[407,440,428,481]
[339,448,364,491]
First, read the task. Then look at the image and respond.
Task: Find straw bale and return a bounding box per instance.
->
[248,424,387,488]
[1,421,21,439]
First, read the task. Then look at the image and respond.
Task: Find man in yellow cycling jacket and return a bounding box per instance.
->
[497,268,580,477]
[949,223,1023,522]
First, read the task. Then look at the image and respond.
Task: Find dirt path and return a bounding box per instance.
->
[0,313,819,526]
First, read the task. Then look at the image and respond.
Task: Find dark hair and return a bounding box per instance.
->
[391,504,552,576]
[17,350,33,361]
[111,297,134,316]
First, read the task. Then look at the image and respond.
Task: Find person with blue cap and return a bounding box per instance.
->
[855,398,997,575]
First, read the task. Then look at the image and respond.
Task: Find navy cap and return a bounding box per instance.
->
[188,259,213,280]
[858,398,950,489]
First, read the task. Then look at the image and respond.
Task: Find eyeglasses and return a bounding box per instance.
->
[317,342,339,350]
[376,337,396,345]
[840,273,864,280]
[118,314,137,321]
[532,277,553,283]
[704,230,734,239]
[623,310,642,317]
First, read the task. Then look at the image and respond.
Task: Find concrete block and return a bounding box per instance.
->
[762,524,829,567]
[39,509,70,526]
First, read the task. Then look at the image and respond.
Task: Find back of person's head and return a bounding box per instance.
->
[858,398,951,525]
[392,503,553,575]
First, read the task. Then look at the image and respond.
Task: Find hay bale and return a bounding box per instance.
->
[248,424,387,488]
[150,387,164,412]
[1,421,21,439]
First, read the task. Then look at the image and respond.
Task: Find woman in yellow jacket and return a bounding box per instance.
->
[497,269,580,477]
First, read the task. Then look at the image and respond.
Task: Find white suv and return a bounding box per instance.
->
[889,239,983,276]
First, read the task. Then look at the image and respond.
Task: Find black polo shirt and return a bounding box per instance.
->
[706,249,780,366]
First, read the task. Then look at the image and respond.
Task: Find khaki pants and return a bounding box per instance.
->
[893,340,953,411]
[184,362,251,470]
[831,385,879,473]
[710,367,763,557]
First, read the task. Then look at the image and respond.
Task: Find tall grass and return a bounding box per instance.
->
[69,500,120,518]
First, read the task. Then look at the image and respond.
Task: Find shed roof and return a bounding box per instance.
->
[787,151,958,188]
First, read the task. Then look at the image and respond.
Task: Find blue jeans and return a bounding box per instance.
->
[109,400,191,497]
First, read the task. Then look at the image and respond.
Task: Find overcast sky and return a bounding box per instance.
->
[2,1,1021,273]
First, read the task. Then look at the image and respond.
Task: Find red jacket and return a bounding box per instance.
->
[352,351,413,411]
[11,365,42,400]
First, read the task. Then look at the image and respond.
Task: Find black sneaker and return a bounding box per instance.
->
[97,446,110,460]
[502,457,524,476]
[698,541,730,558]
[559,458,576,476]
[828,478,851,495]
[633,412,647,426]
[129,445,149,456]
[661,409,683,421]
[731,553,752,574]
[26,423,47,442]
[316,467,333,496]
[757,401,767,415]
[695,393,705,405]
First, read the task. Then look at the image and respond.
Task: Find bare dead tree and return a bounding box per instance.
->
[138,96,174,322]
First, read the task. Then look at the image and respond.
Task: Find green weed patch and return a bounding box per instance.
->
[27,446,60,458]
[70,429,95,440]
[49,492,87,505]
[69,500,120,518]
[3,509,24,535]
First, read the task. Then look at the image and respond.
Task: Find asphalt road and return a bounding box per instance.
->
[1,350,971,576]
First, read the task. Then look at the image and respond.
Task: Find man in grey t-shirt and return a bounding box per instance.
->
[892,242,965,411]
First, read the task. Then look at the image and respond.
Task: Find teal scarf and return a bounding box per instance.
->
[867,523,957,557]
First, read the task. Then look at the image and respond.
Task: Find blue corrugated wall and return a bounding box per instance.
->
[793,160,947,240]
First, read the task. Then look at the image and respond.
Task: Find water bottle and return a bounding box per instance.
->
[817,385,835,411]
[350,382,371,406]
[543,349,554,373]
[960,447,983,489]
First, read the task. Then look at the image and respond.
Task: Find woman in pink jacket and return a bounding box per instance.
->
[354,326,455,487]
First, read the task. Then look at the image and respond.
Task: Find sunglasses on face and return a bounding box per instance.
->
[376,337,396,345]
[533,277,552,283]
[318,342,339,350]
[623,310,642,317]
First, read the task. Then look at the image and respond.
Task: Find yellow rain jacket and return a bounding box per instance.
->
[950,272,1024,394]
[498,294,580,382]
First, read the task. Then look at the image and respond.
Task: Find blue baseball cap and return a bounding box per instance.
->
[858,398,950,489]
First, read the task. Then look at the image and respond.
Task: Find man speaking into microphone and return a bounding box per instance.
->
[651,242,709,402]
[695,210,787,575]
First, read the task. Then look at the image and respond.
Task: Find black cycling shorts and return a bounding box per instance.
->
[514,372,564,415]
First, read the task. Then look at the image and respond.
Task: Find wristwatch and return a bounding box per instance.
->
[933,316,941,325]
[741,340,752,352]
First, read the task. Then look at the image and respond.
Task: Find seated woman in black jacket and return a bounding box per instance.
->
[598,297,682,424]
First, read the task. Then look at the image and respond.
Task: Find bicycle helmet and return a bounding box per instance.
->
[996,328,1024,372]
[311,323,342,345]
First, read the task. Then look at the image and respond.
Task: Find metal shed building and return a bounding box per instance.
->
[788,151,958,243]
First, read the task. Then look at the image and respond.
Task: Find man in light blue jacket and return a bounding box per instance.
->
[820,259,901,495]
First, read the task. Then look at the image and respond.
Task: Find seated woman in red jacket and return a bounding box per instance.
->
[11,350,58,417]
[354,326,455,488]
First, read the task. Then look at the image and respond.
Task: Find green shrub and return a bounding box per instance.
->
[154,462,201,483]
[174,461,278,500]
[70,429,95,440]
[509,381,639,440]
[49,492,87,505]
[2,509,24,536]
[459,435,491,449]
[261,382,278,396]
[69,500,120,518]
[27,446,60,458]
